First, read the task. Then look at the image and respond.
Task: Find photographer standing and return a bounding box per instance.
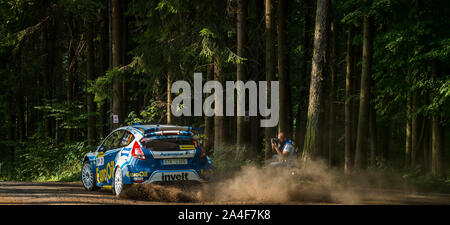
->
[269,132,295,167]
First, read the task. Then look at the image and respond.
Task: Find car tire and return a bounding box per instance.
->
[81,161,97,191]
[112,167,130,196]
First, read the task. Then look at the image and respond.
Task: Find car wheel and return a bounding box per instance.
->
[82,161,97,191]
[113,167,130,196]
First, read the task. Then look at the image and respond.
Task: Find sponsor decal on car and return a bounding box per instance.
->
[161,172,188,181]
[121,148,131,157]
[96,157,104,166]
[160,152,184,157]
[96,161,114,184]
[179,145,195,150]
[96,152,105,166]
[126,171,148,177]
[152,150,196,159]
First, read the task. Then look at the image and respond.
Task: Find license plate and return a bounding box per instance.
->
[163,158,188,165]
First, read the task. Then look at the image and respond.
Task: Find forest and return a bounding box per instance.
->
[0,0,449,190]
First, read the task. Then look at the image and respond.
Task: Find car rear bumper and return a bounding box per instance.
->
[121,159,214,184]
[142,169,207,183]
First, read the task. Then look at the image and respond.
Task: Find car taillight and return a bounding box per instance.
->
[131,141,146,160]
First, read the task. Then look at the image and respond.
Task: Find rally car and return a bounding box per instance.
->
[81,124,214,196]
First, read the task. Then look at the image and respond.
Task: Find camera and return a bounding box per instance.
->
[271,137,279,145]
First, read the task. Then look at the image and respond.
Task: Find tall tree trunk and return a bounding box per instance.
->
[214,57,225,152]
[16,87,26,141]
[423,119,430,171]
[422,92,430,171]
[66,13,76,141]
[278,0,292,138]
[16,47,25,142]
[405,95,412,167]
[264,0,276,159]
[302,0,331,162]
[328,6,337,166]
[86,22,96,146]
[354,2,373,169]
[5,98,15,176]
[411,92,423,168]
[237,0,249,151]
[111,0,123,129]
[344,25,354,172]
[204,65,215,153]
[431,114,444,176]
[167,67,173,124]
[369,102,377,166]
[295,0,312,153]
[351,36,360,158]
[249,0,265,159]
[42,5,55,138]
[99,0,110,138]
[431,61,445,177]
[121,0,128,121]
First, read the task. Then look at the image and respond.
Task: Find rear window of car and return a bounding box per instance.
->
[143,139,196,151]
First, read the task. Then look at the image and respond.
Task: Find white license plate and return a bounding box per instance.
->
[163,158,188,165]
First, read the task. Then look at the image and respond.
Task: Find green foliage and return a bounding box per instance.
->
[11,136,93,181]
[88,67,117,104]
[125,100,167,125]
[155,0,179,14]
[209,145,260,178]
[34,99,91,130]
[369,0,450,126]
[199,27,245,66]
[402,167,450,193]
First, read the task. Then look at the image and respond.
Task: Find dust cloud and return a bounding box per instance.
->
[119,160,413,204]
[119,183,197,202]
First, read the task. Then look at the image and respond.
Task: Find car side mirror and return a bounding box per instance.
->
[98,146,106,152]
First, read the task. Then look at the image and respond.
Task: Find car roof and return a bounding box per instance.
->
[106,124,200,142]
[121,124,200,135]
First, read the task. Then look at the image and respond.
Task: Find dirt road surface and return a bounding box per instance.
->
[1,181,450,205]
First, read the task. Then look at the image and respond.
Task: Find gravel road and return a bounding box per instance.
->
[1,181,450,205]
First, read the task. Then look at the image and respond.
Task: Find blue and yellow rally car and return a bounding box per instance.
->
[81,124,214,196]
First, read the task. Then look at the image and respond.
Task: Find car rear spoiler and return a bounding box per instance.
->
[142,125,201,138]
